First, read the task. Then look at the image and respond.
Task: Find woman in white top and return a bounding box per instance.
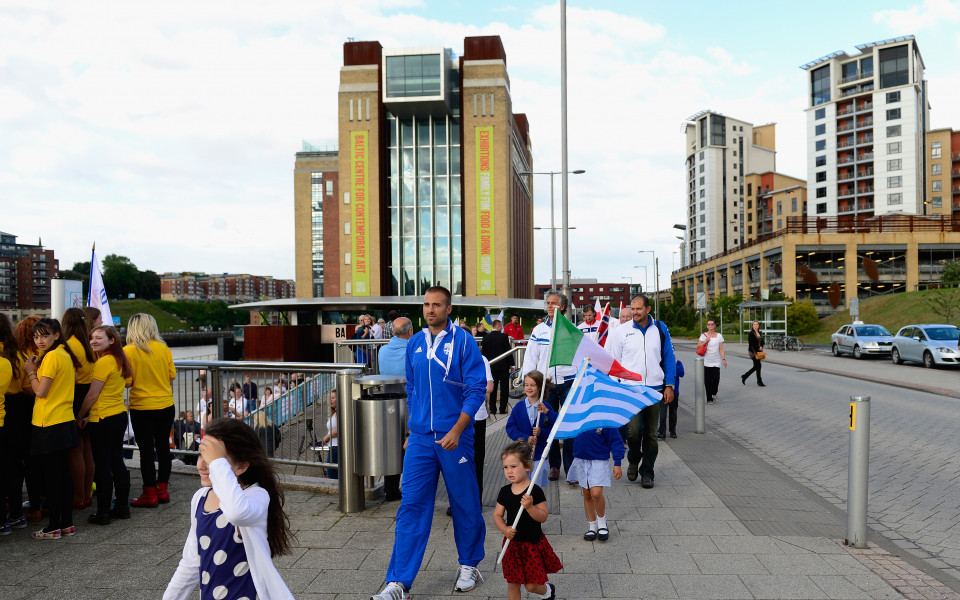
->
[697,319,726,404]
[320,391,338,479]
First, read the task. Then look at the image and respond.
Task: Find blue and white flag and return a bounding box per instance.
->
[553,365,663,440]
[484,309,505,327]
[88,247,114,327]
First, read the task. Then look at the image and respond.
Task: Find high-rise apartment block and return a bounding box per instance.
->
[802,36,929,220]
[682,112,776,264]
[0,231,59,315]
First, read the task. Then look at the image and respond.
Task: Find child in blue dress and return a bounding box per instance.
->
[566,427,624,542]
[164,419,295,600]
[504,371,557,488]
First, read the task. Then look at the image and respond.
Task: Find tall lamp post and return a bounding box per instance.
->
[638,250,658,321]
[520,169,585,293]
[632,266,648,296]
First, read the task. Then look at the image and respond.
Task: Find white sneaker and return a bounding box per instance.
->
[371,581,410,600]
[454,565,483,592]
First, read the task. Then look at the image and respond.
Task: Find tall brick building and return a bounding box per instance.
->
[0,231,59,316]
[160,272,294,303]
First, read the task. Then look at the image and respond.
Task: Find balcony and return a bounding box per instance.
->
[838,140,854,148]
[838,187,856,199]
[839,70,873,85]
[856,118,874,129]
[838,156,855,165]
[857,185,875,194]
[856,102,873,113]
[837,106,854,116]
[856,152,875,162]
[857,168,875,178]
[858,199,875,210]
[954,185,960,193]
[856,135,874,146]
[953,152,960,161]
[837,123,854,133]
[953,168,960,177]
[838,172,856,182]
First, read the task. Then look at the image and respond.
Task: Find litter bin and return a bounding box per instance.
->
[353,374,407,477]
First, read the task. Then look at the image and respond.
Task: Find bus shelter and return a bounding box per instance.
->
[737,300,791,343]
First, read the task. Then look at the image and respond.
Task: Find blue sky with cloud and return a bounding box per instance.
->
[2,0,959,291]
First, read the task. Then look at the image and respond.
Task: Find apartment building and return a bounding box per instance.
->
[161,272,295,303]
[926,128,960,218]
[0,231,59,315]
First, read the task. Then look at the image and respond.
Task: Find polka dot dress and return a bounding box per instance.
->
[196,489,257,600]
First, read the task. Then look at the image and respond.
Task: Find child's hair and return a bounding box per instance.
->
[83,306,101,328]
[523,370,555,397]
[0,313,20,380]
[203,419,294,557]
[32,318,81,369]
[91,326,133,378]
[126,313,164,353]
[501,440,533,471]
[15,315,41,355]
[62,307,95,363]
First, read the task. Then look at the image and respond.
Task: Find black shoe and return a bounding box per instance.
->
[583,529,597,541]
[641,476,654,489]
[384,491,402,502]
[627,463,638,482]
[87,513,111,526]
[108,505,131,520]
[657,434,665,440]
[669,433,677,439]
[544,583,556,600]
[758,382,766,387]
[597,527,609,542]
[741,375,747,385]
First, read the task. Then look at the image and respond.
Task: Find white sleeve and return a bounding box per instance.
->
[483,357,493,382]
[208,458,269,527]
[162,490,204,600]
[521,333,540,377]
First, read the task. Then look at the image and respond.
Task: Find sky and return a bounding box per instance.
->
[3,0,960,293]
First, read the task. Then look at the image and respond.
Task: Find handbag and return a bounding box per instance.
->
[754,351,766,360]
[696,345,707,356]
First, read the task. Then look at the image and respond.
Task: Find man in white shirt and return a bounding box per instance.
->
[372,318,385,339]
[577,304,600,341]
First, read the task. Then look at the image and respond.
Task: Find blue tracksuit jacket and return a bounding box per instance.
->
[572,427,625,466]
[505,400,558,459]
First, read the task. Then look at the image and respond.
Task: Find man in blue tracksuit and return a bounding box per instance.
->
[372,286,487,600]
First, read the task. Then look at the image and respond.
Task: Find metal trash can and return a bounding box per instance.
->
[353,374,407,476]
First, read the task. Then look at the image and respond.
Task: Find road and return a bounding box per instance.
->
[676,342,960,583]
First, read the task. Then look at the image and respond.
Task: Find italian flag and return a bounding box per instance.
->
[548,312,643,381]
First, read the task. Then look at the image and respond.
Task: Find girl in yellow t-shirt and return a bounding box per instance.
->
[8,315,43,524]
[0,314,15,535]
[76,326,133,524]
[23,317,82,539]
[124,313,176,508]
[63,307,96,509]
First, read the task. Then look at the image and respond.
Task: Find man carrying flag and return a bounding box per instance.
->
[605,295,675,489]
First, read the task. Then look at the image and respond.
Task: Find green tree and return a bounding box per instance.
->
[923,289,960,324]
[942,261,960,284]
[787,300,820,335]
[707,294,743,334]
[138,270,162,300]
[101,254,139,299]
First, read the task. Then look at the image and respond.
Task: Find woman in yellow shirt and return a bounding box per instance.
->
[76,326,133,524]
[23,318,82,539]
[63,307,96,509]
[124,313,176,508]
[0,314,16,535]
[8,315,43,524]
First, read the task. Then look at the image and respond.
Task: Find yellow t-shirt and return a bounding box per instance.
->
[0,342,24,395]
[124,341,175,410]
[90,355,126,422]
[66,335,94,385]
[0,357,11,426]
[32,345,76,427]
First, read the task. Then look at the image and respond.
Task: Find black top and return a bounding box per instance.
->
[481,330,513,372]
[748,331,764,354]
[497,483,546,542]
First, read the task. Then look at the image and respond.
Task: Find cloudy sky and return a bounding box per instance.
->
[3,0,960,292]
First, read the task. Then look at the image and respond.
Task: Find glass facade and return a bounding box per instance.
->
[387,112,463,295]
[311,172,325,297]
[879,45,909,89]
[795,248,846,312]
[918,246,960,287]
[385,54,443,98]
[709,115,726,146]
[857,247,907,298]
[811,65,830,106]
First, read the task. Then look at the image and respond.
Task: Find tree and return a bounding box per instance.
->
[924,289,960,324]
[138,270,162,300]
[787,300,820,335]
[942,261,960,284]
[708,294,744,334]
[101,254,139,299]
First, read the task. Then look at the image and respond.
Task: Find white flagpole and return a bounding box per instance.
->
[497,357,590,564]
[534,309,561,430]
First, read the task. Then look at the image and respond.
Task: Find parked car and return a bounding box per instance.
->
[831,324,894,359]
[891,324,960,368]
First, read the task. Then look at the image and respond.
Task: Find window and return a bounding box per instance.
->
[886,125,901,137]
[886,108,901,120]
[699,176,705,185]
[816,171,827,182]
[699,189,705,198]
[733,176,737,182]
[816,202,827,214]
[385,54,443,98]
[733,150,737,156]
[732,163,738,169]
[886,91,901,103]
[747,183,752,196]
[777,201,782,215]
[815,140,826,151]
[887,176,902,188]
[748,213,752,222]
[748,226,753,234]
[815,107,826,120]
[933,196,942,208]
[932,180,942,192]
[888,141,902,154]
[811,64,831,105]
[700,227,705,235]
[710,114,726,146]
[699,214,705,223]
[932,141,942,159]
[816,155,827,167]
[887,159,901,171]
[778,219,782,228]
[816,187,827,198]
[700,240,705,248]
[748,200,752,209]
[700,202,705,210]
[932,164,942,175]
[792,197,798,212]
[699,151,704,160]
[879,45,909,89]
[887,193,902,205]
[699,164,704,173]
[733,201,737,207]
[815,124,826,136]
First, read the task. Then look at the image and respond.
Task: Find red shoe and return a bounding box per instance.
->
[156,482,170,504]
[130,487,158,508]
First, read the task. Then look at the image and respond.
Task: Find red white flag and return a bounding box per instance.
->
[597,303,611,347]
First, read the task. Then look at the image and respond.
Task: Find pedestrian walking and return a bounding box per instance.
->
[504,371,557,489]
[163,419,295,600]
[567,427,624,541]
[697,319,726,404]
[494,441,561,600]
[658,356,684,439]
[741,320,766,387]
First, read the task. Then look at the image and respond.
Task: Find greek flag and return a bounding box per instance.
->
[553,365,662,440]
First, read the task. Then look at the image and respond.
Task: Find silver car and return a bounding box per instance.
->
[891,324,960,368]
[831,324,894,359]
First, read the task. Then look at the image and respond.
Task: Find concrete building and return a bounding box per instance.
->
[0,231,59,316]
[161,272,294,303]
[681,111,776,264]
[293,35,534,299]
[801,36,929,221]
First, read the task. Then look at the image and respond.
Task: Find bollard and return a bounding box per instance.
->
[337,369,366,513]
[210,367,223,420]
[845,395,871,548]
[694,356,705,433]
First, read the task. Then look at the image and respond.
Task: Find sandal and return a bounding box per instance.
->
[598,527,609,541]
[31,528,61,540]
[583,529,597,541]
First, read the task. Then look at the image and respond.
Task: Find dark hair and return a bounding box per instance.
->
[32,318,81,369]
[501,440,533,470]
[631,294,651,309]
[91,326,132,379]
[581,304,595,314]
[0,313,19,381]
[62,307,95,364]
[387,310,399,320]
[522,370,554,397]
[83,306,101,328]
[203,419,295,557]
[425,285,452,306]
[15,315,41,355]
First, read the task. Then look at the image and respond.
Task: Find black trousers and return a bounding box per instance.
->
[129,405,175,487]
[473,418,486,492]
[704,366,721,401]
[39,448,72,530]
[742,358,763,383]
[658,395,678,436]
[3,393,42,515]
[547,380,575,473]
[90,413,131,515]
[489,370,510,413]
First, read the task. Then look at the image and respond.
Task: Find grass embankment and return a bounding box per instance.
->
[109,299,186,331]
[802,289,953,345]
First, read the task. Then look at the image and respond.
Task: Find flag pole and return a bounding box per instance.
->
[498,356,590,564]
[534,308,561,430]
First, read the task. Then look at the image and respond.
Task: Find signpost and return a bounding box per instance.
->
[850,297,860,320]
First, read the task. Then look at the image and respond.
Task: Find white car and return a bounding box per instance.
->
[891,324,960,368]
[831,324,894,359]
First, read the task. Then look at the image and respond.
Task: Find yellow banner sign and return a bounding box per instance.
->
[475,126,495,295]
[351,131,370,296]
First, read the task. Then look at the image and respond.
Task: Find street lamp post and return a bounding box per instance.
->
[520,169,585,294]
[638,250,658,321]
[632,266,648,295]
